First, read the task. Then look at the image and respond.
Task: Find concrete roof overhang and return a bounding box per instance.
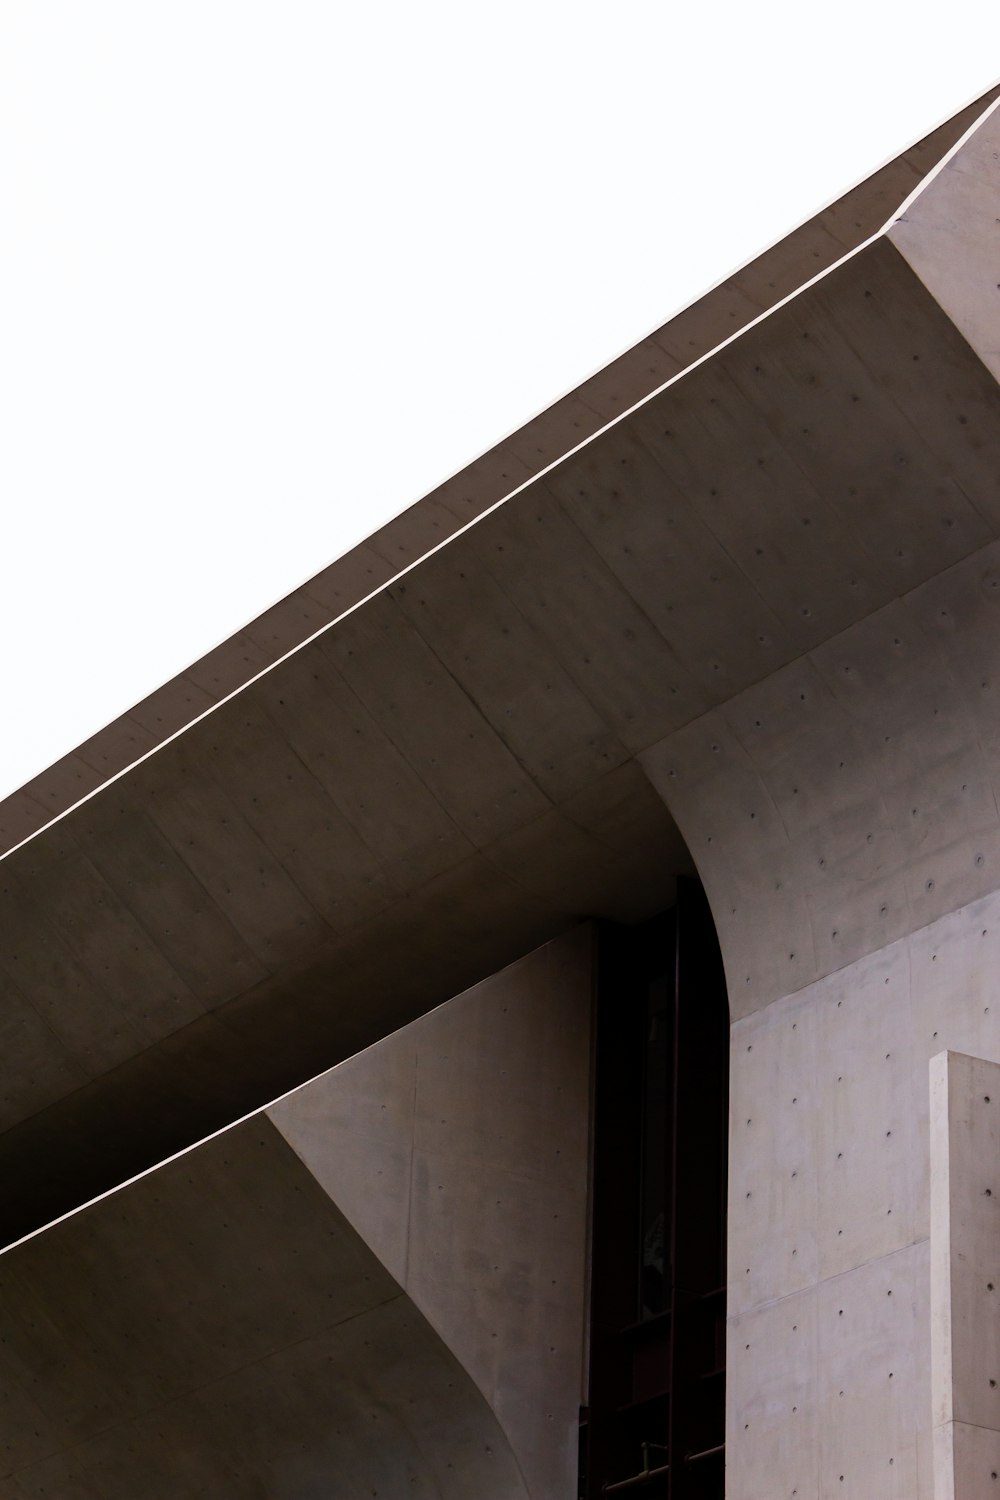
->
[1,85,999,1248]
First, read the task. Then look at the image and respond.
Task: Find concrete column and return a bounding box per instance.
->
[930,1050,1000,1497]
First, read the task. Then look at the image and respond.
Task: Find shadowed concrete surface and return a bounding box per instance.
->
[646,100,1000,1499]
[0,931,592,1499]
[4,83,1000,1500]
[2,86,994,860]
[269,928,593,1500]
[0,756,681,1244]
[2,96,1000,1250]
[0,1117,529,1500]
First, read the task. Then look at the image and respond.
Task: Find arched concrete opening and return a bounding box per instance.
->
[634,99,1000,1497]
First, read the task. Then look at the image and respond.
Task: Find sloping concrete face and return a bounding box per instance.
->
[0,744,678,1244]
[0,931,592,1499]
[269,927,594,1500]
[633,103,1000,1498]
[1,93,999,1256]
[891,99,1000,382]
[0,1116,530,1499]
[4,79,1000,1500]
[0,88,994,863]
[7,200,1000,1245]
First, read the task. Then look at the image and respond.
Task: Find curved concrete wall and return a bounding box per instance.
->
[4,80,1000,1500]
[0,931,594,1499]
[6,210,996,1247]
[633,103,1000,1499]
[0,1117,530,1499]
[269,927,594,1500]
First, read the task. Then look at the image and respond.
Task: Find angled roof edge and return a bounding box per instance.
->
[4,80,998,861]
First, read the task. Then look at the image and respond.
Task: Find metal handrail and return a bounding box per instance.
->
[603,1461,669,1494]
[601,1440,724,1493]
[602,1443,669,1493]
[687,1442,725,1464]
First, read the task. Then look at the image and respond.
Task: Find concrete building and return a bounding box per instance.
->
[1,83,1000,1498]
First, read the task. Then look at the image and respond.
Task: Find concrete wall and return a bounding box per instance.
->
[0,1118,530,1499]
[4,93,1000,1256]
[5,78,1000,1500]
[8,104,1000,1254]
[635,102,1000,1500]
[269,927,594,1500]
[0,929,594,1500]
[644,632,1000,1497]
[930,1050,1000,1498]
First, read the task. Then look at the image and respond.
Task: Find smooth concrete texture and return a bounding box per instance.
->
[0,751,681,1244]
[930,1051,1000,1499]
[6,215,1000,1241]
[628,102,1000,1494]
[718,888,1000,1498]
[269,927,593,1500]
[0,1116,530,1499]
[1,87,994,862]
[4,79,1000,1500]
[892,98,1000,382]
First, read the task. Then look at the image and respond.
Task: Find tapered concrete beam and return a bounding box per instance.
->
[891,96,1000,382]
[2,86,1000,1257]
[1,85,994,860]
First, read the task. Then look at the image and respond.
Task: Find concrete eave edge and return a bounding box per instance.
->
[2,79,998,863]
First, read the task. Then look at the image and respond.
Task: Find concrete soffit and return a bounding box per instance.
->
[1,84,1000,1249]
[2,80,998,861]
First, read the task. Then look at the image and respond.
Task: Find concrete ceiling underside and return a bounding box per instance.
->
[2,91,1000,1247]
[2,86,994,857]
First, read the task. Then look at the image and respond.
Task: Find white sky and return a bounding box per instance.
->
[2,3,999,806]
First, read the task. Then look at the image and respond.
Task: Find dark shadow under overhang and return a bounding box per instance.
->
[2,97,1000,1245]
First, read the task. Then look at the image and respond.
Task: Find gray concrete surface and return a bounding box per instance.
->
[892,98,1000,382]
[3,76,1000,1500]
[713,889,1000,1498]
[930,1050,1000,1498]
[6,202,1000,1243]
[269,927,594,1500]
[0,1116,530,1499]
[0,87,994,860]
[0,931,592,1498]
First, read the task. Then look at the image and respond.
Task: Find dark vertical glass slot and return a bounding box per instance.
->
[668,880,729,1499]
[639,971,672,1321]
[581,881,728,1499]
